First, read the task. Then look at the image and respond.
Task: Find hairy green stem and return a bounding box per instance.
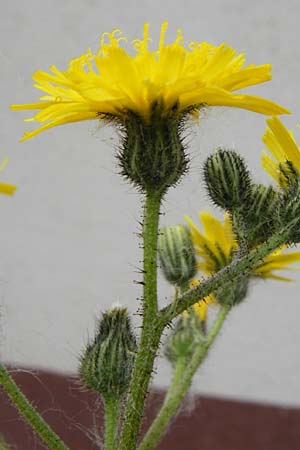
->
[231,209,248,254]
[104,396,121,450]
[161,229,289,324]
[119,204,289,450]
[119,190,164,450]
[0,363,69,450]
[0,434,11,450]
[138,305,230,450]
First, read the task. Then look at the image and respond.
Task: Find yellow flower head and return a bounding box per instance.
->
[12,22,289,142]
[185,210,300,319]
[0,158,16,196]
[262,116,300,185]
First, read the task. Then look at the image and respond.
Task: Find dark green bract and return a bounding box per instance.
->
[118,107,189,194]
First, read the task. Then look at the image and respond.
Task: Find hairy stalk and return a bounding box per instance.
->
[231,209,248,254]
[138,305,230,450]
[0,434,11,450]
[104,396,121,450]
[119,190,164,450]
[0,363,69,450]
[161,228,290,324]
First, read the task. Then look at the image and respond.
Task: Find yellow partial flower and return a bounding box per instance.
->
[262,116,300,184]
[185,211,236,274]
[185,210,300,320]
[0,158,16,196]
[189,279,217,322]
[185,210,300,280]
[12,22,289,141]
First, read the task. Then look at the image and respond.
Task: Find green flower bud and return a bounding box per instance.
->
[158,225,197,287]
[118,107,189,194]
[79,307,137,399]
[164,310,203,365]
[203,149,252,211]
[216,278,249,306]
[240,184,281,246]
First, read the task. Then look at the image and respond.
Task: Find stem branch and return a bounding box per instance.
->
[138,305,230,450]
[104,396,121,450]
[0,363,69,450]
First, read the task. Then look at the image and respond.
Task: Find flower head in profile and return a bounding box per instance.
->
[185,211,300,319]
[12,22,289,142]
[186,210,300,280]
[0,159,16,196]
[262,117,300,185]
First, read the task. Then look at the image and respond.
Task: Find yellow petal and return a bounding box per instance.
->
[0,182,16,196]
[199,211,231,256]
[193,301,208,321]
[266,117,300,166]
[261,153,280,182]
[19,111,98,142]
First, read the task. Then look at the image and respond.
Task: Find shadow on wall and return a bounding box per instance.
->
[0,368,299,450]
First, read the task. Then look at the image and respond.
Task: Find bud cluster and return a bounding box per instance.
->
[203,148,300,247]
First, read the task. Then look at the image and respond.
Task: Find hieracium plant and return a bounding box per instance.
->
[0,21,299,450]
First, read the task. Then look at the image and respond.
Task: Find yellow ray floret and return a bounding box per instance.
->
[185,210,300,279]
[189,279,217,322]
[262,116,300,184]
[12,22,289,141]
[0,158,16,196]
[185,211,236,274]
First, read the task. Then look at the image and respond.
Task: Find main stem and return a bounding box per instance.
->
[104,396,121,450]
[138,305,230,450]
[119,190,164,450]
[0,363,69,450]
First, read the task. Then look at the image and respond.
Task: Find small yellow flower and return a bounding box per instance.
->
[185,211,300,319]
[185,211,235,274]
[189,279,216,322]
[0,158,16,196]
[12,22,289,142]
[262,116,300,185]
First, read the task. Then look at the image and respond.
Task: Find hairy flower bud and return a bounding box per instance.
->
[204,149,252,211]
[79,307,137,398]
[240,184,281,246]
[216,278,249,306]
[164,310,203,365]
[118,108,189,194]
[158,225,197,287]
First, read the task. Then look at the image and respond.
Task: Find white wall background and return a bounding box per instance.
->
[1,0,299,406]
